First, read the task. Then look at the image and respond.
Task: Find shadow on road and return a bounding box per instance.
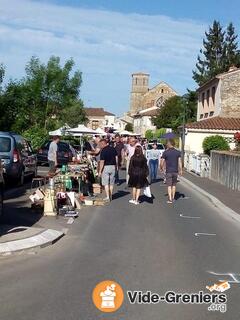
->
[150,178,164,184]
[0,177,43,235]
[112,190,130,200]
[175,191,187,200]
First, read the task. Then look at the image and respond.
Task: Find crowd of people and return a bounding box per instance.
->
[86,134,183,205]
[47,133,183,204]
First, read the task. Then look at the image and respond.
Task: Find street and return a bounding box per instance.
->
[0,172,239,320]
[1,1,240,319]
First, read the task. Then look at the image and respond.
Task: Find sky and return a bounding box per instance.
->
[0,0,239,116]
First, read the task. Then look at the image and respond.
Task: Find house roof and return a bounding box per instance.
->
[146,81,178,96]
[85,108,115,117]
[185,117,240,131]
[132,72,149,76]
[197,66,240,91]
[134,108,159,117]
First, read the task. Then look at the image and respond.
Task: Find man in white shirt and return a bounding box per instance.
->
[48,136,60,175]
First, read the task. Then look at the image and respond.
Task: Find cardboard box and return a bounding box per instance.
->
[92,183,102,194]
[94,199,105,206]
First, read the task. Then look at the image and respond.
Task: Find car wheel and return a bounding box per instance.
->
[0,189,3,217]
[18,170,25,186]
[33,166,38,178]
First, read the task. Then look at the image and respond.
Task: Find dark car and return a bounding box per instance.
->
[0,159,4,216]
[0,132,37,185]
[37,141,75,166]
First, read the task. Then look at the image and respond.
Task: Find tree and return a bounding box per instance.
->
[153,96,184,131]
[0,64,6,128]
[125,123,133,132]
[0,64,4,88]
[224,22,240,69]
[193,21,226,86]
[61,100,86,127]
[0,56,86,136]
[145,129,154,140]
[154,128,166,139]
[0,56,87,149]
[0,80,29,132]
[23,56,86,130]
[182,90,198,123]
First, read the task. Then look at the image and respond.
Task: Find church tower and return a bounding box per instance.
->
[130,72,149,115]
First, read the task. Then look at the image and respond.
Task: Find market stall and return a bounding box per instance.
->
[30,124,105,219]
[66,124,98,155]
[30,154,104,217]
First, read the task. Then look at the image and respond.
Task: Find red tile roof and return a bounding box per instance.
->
[133,108,159,117]
[140,109,159,117]
[197,67,240,91]
[85,108,115,117]
[185,117,240,130]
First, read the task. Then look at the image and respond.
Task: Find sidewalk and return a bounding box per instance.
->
[0,225,64,254]
[183,171,240,215]
[0,181,66,254]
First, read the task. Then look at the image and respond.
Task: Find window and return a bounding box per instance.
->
[212,86,216,105]
[209,111,214,117]
[58,142,70,152]
[0,137,11,152]
[202,92,205,107]
[156,96,164,108]
[200,114,204,119]
[207,90,210,106]
[135,78,138,85]
[161,89,164,93]
[204,113,208,118]
[92,120,99,130]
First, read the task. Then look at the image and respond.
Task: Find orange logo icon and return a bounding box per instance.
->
[92,280,124,313]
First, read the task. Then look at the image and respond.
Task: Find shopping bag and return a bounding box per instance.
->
[144,186,152,198]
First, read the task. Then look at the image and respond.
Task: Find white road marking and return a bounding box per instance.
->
[180,214,200,219]
[208,271,240,284]
[195,232,216,237]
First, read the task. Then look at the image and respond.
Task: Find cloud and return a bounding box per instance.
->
[0,0,206,114]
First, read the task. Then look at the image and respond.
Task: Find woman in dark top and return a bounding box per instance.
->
[128,146,149,205]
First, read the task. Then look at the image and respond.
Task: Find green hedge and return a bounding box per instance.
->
[202,135,230,155]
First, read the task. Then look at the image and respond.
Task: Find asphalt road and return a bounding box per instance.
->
[0,171,240,320]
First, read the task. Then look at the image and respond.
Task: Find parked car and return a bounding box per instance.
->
[0,132,37,185]
[146,142,165,158]
[37,141,75,166]
[0,159,4,216]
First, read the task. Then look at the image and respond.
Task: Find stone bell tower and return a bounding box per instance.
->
[130,72,149,115]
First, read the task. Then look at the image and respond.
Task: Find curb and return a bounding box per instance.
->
[0,229,64,255]
[180,176,240,224]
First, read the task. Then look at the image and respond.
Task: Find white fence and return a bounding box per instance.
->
[184,152,210,177]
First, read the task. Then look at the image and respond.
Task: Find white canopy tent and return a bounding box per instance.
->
[49,125,70,136]
[95,127,107,136]
[118,130,136,136]
[66,124,98,136]
[66,124,98,154]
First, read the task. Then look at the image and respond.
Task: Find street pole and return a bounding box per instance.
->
[181,99,187,167]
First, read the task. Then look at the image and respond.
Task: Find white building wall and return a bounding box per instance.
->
[185,130,236,154]
[133,116,156,136]
[104,115,115,128]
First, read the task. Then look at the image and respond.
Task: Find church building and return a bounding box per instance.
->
[129,72,177,135]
